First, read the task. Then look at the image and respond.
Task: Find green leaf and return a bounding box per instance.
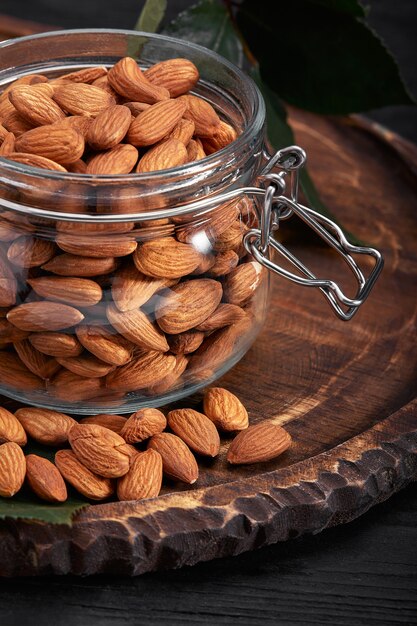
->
[135,0,167,33]
[0,442,89,525]
[163,0,244,67]
[237,0,414,114]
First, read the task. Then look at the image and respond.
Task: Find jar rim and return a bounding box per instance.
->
[0,28,265,192]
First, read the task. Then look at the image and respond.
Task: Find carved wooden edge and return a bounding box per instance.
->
[0,398,415,577]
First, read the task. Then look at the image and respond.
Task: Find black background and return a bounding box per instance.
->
[0,2,416,625]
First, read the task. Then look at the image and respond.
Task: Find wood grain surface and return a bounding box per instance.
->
[0,105,416,576]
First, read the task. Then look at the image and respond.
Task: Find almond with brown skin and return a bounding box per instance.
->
[133,236,201,279]
[28,332,83,358]
[86,144,139,175]
[144,58,199,97]
[124,101,151,115]
[14,339,60,380]
[42,253,118,277]
[212,221,245,252]
[56,221,134,235]
[203,387,249,431]
[59,114,92,138]
[176,199,240,244]
[53,83,115,117]
[57,353,114,378]
[7,302,84,332]
[2,109,34,136]
[186,138,206,161]
[156,278,222,334]
[9,85,66,126]
[0,406,27,445]
[107,303,169,352]
[49,369,103,401]
[169,118,195,145]
[190,318,250,373]
[0,352,43,391]
[68,423,133,478]
[0,277,16,307]
[15,406,77,446]
[202,121,237,154]
[0,319,28,344]
[15,125,85,165]
[106,351,177,392]
[136,138,187,173]
[148,432,198,484]
[208,250,239,277]
[27,276,103,307]
[25,454,67,502]
[168,330,205,355]
[56,233,137,258]
[7,236,56,268]
[86,104,131,150]
[120,408,167,444]
[167,408,220,457]
[0,132,16,156]
[0,442,26,497]
[108,57,169,104]
[55,449,114,500]
[227,421,292,464]
[67,158,87,174]
[117,448,163,502]
[147,353,188,395]
[111,264,176,312]
[195,303,247,332]
[6,151,67,172]
[127,99,187,147]
[76,325,133,366]
[59,66,108,83]
[181,94,221,137]
[223,261,264,305]
[80,413,128,434]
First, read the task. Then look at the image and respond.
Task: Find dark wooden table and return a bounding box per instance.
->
[0,2,416,624]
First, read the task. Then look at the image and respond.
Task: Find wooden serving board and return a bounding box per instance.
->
[0,16,416,577]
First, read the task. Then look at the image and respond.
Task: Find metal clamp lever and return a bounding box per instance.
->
[244,147,384,321]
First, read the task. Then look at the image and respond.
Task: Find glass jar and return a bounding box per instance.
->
[0,30,383,414]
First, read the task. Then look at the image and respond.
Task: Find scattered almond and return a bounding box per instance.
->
[117,449,163,501]
[167,408,220,457]
[68,423,133,478]
[55,449,114,500]
[148,432,198,484]
[0,406,27,445]
[15,407,77,445]
[227,421,291,464]
[25,454,67,502]
[204,387,249,431]
[0,442,26,497]
[120,408,167,444]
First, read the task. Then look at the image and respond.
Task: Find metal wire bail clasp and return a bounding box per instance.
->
[244,146,384,321]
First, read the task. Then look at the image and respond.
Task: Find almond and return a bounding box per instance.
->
[176,198,240,244]
[53,83,115,117]
[156,278,222,334]
[0,406,27,445]
[195,303,247,332]
[203,387,249,431]
[147,353,188,395]
[2,109,34,136]
[0,123,9,142]
[59,66,108,83]
[133,236,202,279]
[123,101,151,115]
[15,406,77,445]
[120,408,166,444]
[169,118,195,145]
[107,303,169,352]
[223,261,264,305]
[181,94,221,137]
[68,423,133,478]
[86,104,131,150]
[108,57,169,104]
[56,221,134,235]
[80,413,128,434]
[55,449,114,500]
[14,339,60,380]
[0,319,29,344]
[168,330,205,355]
[167,408,220,457]
[0,277,16,307]
[144,58,199,97]
[106,351,177,392]
[7,236,56,267]
[59,114,92,137]
[127,99,187,147]
[186,138,206,161]
[56,233,137,258]
[48,369,103,401]
[6,151,67,172]
[0,352,43,391]
[202,121,237,154]
[76,325,133,366]
[213,221,245,252]
[208,250,239,277]
[28,332,83,358]
[0,132,16,156]
[117,448,163,501]
[111,263,175,312]
[7,302,84,332]
[227,421,292,464]
[86,144,139,175]
[136,138,187,173]
[27,276,102,307]
[57,354,114,378]
[0,442,26,497]
[148,432,198,484]
[25,454,67,502]
[190,318,250,373]
[42,253,118,277]
[67,158,87,174]
[9,85,66,126]
[15,125,85,165]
